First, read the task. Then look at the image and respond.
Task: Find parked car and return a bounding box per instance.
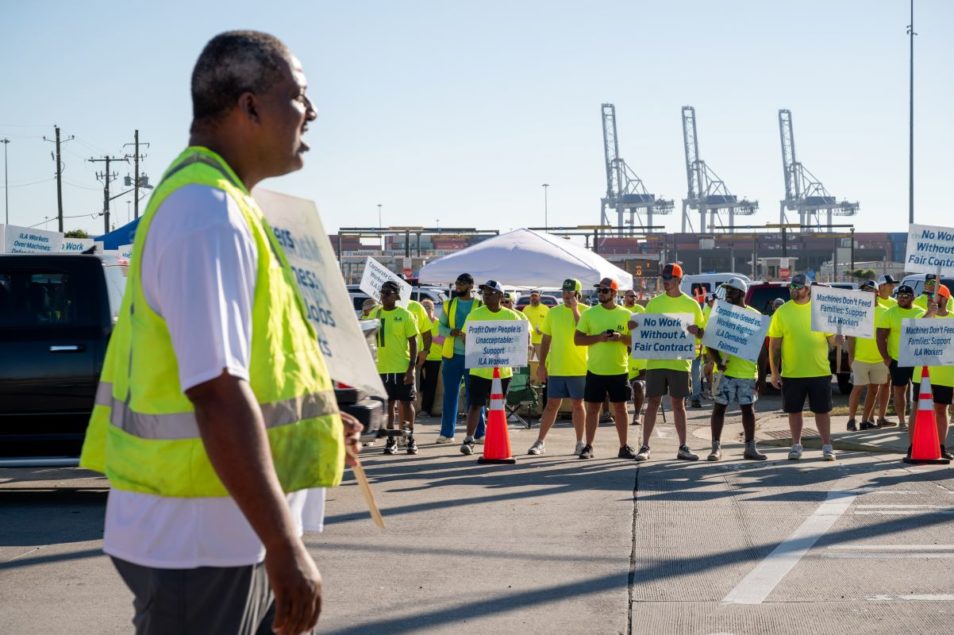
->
[0,254,125,464]
[515,294,559,310]
[346,284,447,318]
[682,273,752,304]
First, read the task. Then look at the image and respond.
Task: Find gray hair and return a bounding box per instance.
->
[191,30,290,125]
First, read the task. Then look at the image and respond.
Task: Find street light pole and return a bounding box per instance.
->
[1,138,9,226]
[377,203,383,249]
[542,183,550,231]
[907,0,916,225]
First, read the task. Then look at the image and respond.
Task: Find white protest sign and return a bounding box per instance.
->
[60,237,95,253]
[630,313,696,360]
[2,224,63,253]
[810,286,876,338]
[359,256,412,307]
[701,301,769,363]
[117,244,133,260]
[254,187,385,399]
[905,224,954,277]
[898,318,954,367]
[464,319,529,369]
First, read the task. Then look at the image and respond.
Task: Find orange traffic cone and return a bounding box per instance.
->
[904,367,951,465]
[478,367,516,465]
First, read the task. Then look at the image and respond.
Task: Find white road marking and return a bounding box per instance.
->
[722,490,856,605]
[831,544,954,551]
[823,553,954,559]
[856,504,948,508]
[854,510,954,515]
[869,594,954,602]
[823,544,954,559]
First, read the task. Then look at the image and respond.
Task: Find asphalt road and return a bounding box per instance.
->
[2,394,953,634]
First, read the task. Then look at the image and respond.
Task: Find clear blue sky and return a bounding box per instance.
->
[1,1,951,237]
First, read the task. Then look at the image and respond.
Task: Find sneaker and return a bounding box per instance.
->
[822,444,836,461]
[788,444,803,460]
[618,445,637,459]
[635,445,651,462]
[691,399,703,409]
[574,440,586,456]
[707,442,722,462]
[846,419,858,431]
[460,438,475,455]
[375,428,388,440]
[677,445,699,461]
[527,440,545,456]
[578,444,594,459]
[406,435,418,455]
[941,446,954,460]
[384,437,398,455]
[877,417,896,428]
[435,435,456,444]
[906,445,912,459]
[474,436,485,445]
[743,442,767,461]
[860,420,878,430]
[630,416,641,426]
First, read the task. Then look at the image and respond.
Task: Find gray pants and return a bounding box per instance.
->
[112,557,303,635]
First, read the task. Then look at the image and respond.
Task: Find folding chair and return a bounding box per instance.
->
[505,366,541,428]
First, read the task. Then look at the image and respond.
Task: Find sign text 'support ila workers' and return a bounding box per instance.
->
[464,320,529,369]
[898,318,954,367]
[810,286,875,339]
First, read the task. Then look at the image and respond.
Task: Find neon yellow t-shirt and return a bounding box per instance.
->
[463,305,525,379]
[406,300,431,351]
[876,295,897,309]
[714,305,761,380]
[641,292,705,373]
[369,305,419,373]
[767,300,832,378]
[878,304,926,360]
[539,304,587,377]
[625,304,647,377]
[576,304,632,376]
[426,317,443,361]
[914,313,954,388]
[852,305,887,364]
[914,293,954,313]
[522,303,550,345]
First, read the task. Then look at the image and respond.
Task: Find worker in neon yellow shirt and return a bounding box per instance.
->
[622,289,647,426]
[914,275,954,312]
[846,280,887,431]
[873,274,898,426]
[876,283,926,430]
[769,274,843,461]
[631,263,706,462]
[527,278,588,456]
[914,285,954,460]
[574,277,636,460]
[522,289,550,361]
[367,281,420,455]
[418,298,444,417]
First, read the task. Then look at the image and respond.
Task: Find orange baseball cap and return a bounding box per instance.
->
[594,277,619,290]
[938,284,951,299]
[661,263,684,279]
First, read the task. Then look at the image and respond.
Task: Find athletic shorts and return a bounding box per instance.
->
[713,376,757,406]
[646,369,691,399]
[924,385,954,406]
[468,375,511,407]
[583,372,631,403]
[547,375,585,400]
[381,373,416,402]
[851,360,888,386]
[889,360,915,387]
[781,376,832,414]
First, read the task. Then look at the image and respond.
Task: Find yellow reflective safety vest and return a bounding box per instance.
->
[79,147,344,497]
[440,296,481,359]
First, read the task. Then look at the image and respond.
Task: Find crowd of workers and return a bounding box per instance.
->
[363,266,954,464]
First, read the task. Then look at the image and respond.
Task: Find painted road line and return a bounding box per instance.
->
[830,544,954,551]
[854,510,954,515]
[722,489,856,605]
[855,504,949,508]
[869,594,954,601]
[823,544,954,559]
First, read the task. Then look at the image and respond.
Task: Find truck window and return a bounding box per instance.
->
[0,271,93,328]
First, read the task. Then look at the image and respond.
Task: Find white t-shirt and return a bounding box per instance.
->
[103,184,325,569]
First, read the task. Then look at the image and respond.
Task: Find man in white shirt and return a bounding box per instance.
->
[94,31,361,635]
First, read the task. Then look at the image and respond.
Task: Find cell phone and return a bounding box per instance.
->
[604,329,615,335]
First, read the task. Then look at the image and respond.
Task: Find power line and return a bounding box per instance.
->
[88,154,126,233]
[0,176,56,189]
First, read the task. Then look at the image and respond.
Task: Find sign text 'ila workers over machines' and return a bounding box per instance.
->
[464,320,529,369]
[905,224,954,277]
[701,301,769,363]
[631,313,696,360]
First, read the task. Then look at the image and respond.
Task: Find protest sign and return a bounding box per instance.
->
[359,256,412,306]
[2,224,63,253]
[60,237,95,253]
[464,320,529,369]
[701,301,769,363]
[630,313,696,360]
[905,224,954,277]
[810,286,876,339]
[255,187,385,399]
[898,318,954,367]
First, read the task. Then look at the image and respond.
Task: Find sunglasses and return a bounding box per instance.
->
[380,289,398,296]
[598,288,613,293]
[789,284,805,290]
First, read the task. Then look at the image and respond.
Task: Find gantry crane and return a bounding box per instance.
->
[600,103,673,235]
[778,109,858,230]
[681,106,757,233]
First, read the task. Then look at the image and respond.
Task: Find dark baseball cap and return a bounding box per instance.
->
[897,284,915,295]
[562,278,582,292]
[479,279,504,294]
[790,273,809,288]
[926,273,938,281]
[380,280,401,294]
[661,263,684,280]
[859,280,877,291]
[456,273,474,284]
[877,274,898,285]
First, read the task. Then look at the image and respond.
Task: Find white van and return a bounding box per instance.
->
[680,273,752,302]
[899,273,954,297]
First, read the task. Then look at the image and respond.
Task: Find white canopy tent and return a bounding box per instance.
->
[418,228,634,290]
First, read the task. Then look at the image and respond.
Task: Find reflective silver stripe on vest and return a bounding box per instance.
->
[95,381,113,407]
[108,390,338,440]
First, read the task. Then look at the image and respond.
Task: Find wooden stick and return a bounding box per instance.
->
[346,448,385,529]
[835,326,843,374]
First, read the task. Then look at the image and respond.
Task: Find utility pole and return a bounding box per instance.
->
[89,155,125,233]
[1,138,9,227]
[123,130,150,219]
[542,183,550,231]
[42,125,74,232]
[907,0,916,225]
